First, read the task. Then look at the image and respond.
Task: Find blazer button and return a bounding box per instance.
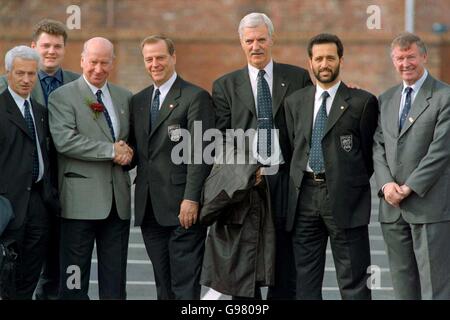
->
[27,187,31,191]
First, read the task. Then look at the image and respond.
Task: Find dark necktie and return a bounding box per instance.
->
[96,89,116,141]
[43,76,59,105]
[399,87,413,131]
[310,91,330,173]
[24,100,39,182]
[150,88,160,130]
[256,70,273,159]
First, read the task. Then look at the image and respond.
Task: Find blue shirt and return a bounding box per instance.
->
[39,68,63,106]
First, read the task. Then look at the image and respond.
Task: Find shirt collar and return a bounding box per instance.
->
[7,86,30,109]
[403,69,428,94]
[154,71,177,96]
[39,68,63,83]
[83,74,109,95]
[315,81,341,101]
[247,60,273,82]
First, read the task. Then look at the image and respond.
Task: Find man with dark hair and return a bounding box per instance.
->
[1,19,79,106]
[373,32,450,299]
[0,19,79,300]
[285,33,378,299]
[129,35,214,299]
[212,12,312,299]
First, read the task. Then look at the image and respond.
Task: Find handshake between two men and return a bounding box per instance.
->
[113,140,134,166]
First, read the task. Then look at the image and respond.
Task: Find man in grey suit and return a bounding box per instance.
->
[129,35,214,299]
[48,37,133,299]
[213,12,312,299]
[373,32,450,300]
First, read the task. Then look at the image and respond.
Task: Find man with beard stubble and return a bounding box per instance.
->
[285,33,379,299]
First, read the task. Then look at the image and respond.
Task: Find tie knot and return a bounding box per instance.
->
[154,88,160,97]
[258,70,266,78]
[322,91,330,100]
[24,100,30,108]
[404,87,413,95]
[96,89,102,99]
[44,76,55,85]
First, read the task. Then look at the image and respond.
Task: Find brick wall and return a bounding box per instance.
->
[0,0,449,96]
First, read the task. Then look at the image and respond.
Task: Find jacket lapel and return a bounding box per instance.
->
[324,82,350,136]
[139,86,153,136]
[272,62,289,117]
[236,68,257,117]
[31,80,46,106]
[300,86,316,147]
[77,78,114,142]
[149,77,181,139]
[108,84,128,141]
[387,85,402,137]
[399,74,433,137]
[30,99,46,147]
[4,91,33,140]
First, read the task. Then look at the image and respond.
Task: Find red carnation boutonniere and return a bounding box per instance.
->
[85,98,105,120]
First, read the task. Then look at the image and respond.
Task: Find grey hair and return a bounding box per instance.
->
[5,45,40,71]
[238,12,274,39]
[391,32,427,56]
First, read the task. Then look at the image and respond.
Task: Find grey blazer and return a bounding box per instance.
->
[48,76,132,220]
[373,74,450,224]
[0,70,79,106]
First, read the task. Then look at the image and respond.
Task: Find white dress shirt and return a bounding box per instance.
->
[8,87,44,182]
[306,81,341,172]
[247,60,284,166]
[398,69,428,119]
[152,71,178,108]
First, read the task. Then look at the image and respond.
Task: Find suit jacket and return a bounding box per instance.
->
[285,82,379,230]
[212,62,312,164]
[0,70,80,106]
[48,77,132,220]
[373,74,450,224]
[1,70,79,189]
[0,90,59,230]
[130,76,215,227]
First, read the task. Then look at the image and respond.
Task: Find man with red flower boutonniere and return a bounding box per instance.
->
[48,37,133,300]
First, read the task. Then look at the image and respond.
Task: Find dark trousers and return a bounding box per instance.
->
[34,214,60,300]
[265,166,296,300]
[141,207,207,300]
[59,203,130,300]
[292,178,371,300]
[0,182,49,299]
[232,166,296,300]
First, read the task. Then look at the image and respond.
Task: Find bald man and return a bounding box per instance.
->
[48,37,133,299]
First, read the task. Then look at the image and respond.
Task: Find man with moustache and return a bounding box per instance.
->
[129,35,214,299]
[48,37,133,299]
[0,46,59,299]
[285,33,378,299]
[373,33,450,299]
[212,12,312,299]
